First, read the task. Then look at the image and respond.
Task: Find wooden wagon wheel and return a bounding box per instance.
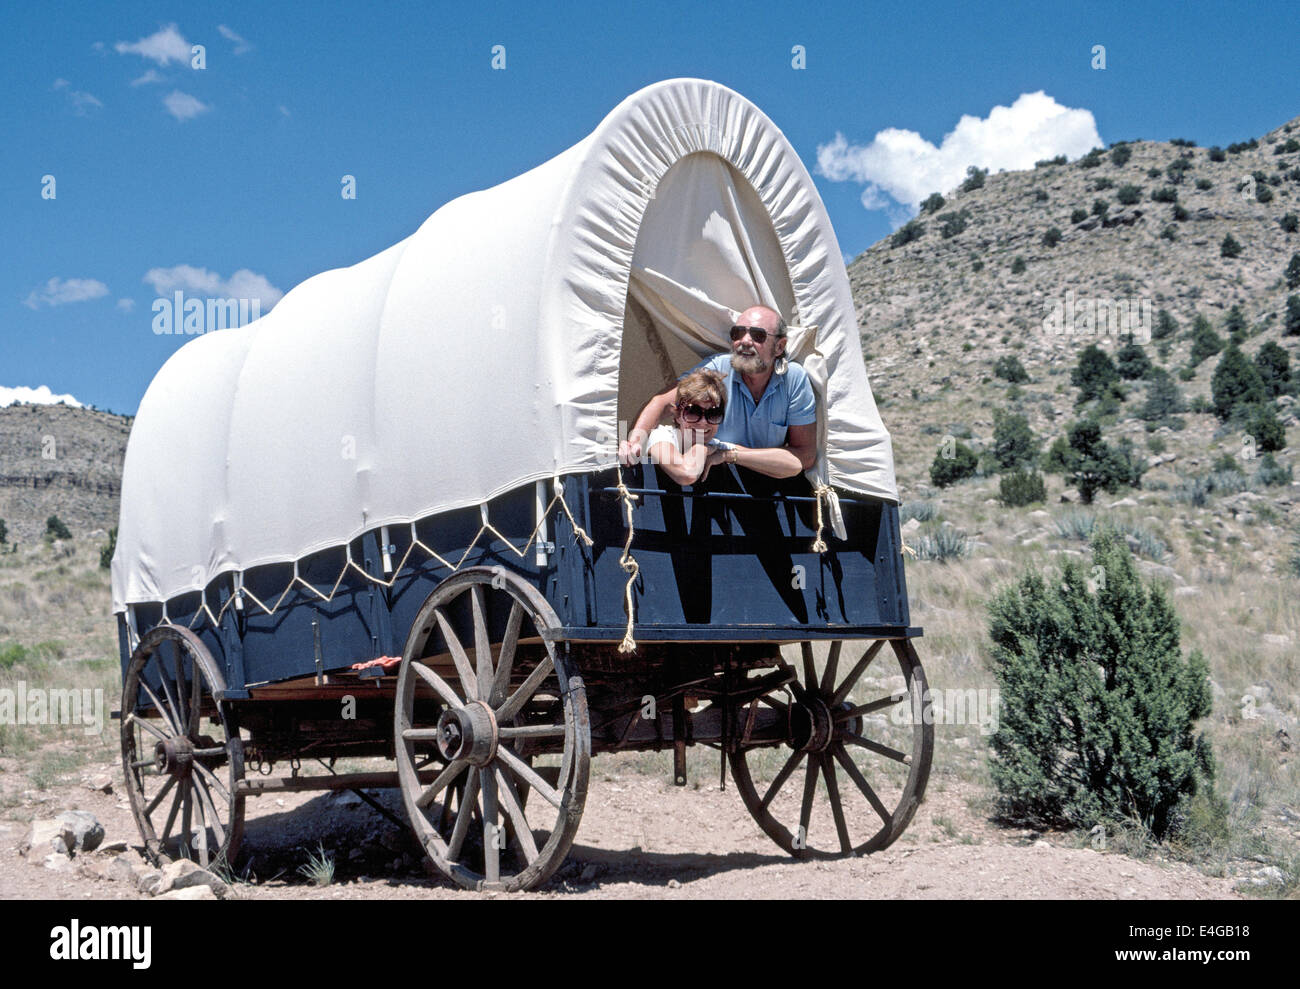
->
[395,567,590,891]
[121,625,246,869]
[728,638,932,858]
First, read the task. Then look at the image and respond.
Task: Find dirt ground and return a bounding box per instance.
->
[0,756,1242,900]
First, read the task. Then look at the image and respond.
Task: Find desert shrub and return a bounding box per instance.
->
[1195,178,1213,190]
[920,192,945,214]
[1151,186,1178,203]
[1226,140,1257,154]
[914,526,969,563]
[993,410,1039,470]
[961,166,987,192]
[1188,314,1223,366]
[1281,213,1299,233]
[1151,309,1178,340]
[1042,435,1073,475]
[1208,146,1226,162]
[1034,188,1049,202]
[1070,208,1088,224]
[891,219,925,248]
[1219,233,1242,258]
[1110,144,1133,167]
[1223,304,1247,342]
[1242,403,1286,452]
[994,354,1029,383]
[1254,341,1292,397]
[1172,204,1189,222]
[1042,226,1062,247]
[0,519,6,545]
[1256,185,1274,204]
[1255,453,1293,487]
[1210,345,1267,419]
[1139,370,1186,425]
[986,528,1214,837]
[1065,419,1143,504]
[1054,510,1096,541]
[1173,476,1211,507]
[1091,199,1109,218]
[1094,177,1114,191]
[1147,167,1162,179]
[929,440,978,487]
[1011,256,1026,274]
[1036,155,1067,167]
[1170,138,1197,148]
[1211,451,1243,474]
[44,516,72,541]
[900,500,938,523]
[1160,224,1177,242]
[1286,294,1300,336]
[1116,184,1142,205]
[1286,254,1300,290]
[1071,343,1119,402]
[1078,148,1104,169]
[1166,158,1193,183]
[938,209,970,238]
[1000,469,1046,506]
[1114,338,1152,380]
[99,527,117,570]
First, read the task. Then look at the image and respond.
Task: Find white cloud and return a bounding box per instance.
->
[116,298,136,312]
[817,91,1103,215]
[23,277,110,309]
[144,265,284,309]
[218,24,251,54]
[130,69,164,87]
[53,78,102,115]
[163,90,210,121]
[0,386,83,409]
[115,23,191,66]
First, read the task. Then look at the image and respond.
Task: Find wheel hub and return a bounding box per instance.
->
[154,736,194,777]
[435,702,498,766]
[791,695,834,753]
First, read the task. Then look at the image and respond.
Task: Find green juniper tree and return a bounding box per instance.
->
[987,528,1214,838]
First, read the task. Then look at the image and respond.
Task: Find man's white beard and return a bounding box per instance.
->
[732,350,768,375]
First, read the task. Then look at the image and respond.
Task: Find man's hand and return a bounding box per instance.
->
[619,428,650,465]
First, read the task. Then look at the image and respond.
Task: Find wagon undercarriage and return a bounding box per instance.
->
[120,566,932,892]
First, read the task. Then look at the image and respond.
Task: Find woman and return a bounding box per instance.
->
[646,369,733,485]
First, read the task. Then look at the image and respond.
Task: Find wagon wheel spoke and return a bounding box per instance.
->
[480,767,501,884]
[490,601,524,707]
[498,724,566,739]
[159,781,183,851]
[144,773,177,818]
[821,753,852,854]
[193,760,232,807]
[169,639,193,736]
[844,731,910,764]
[833,696,898,721]
[411,661,462,708]
[446,767,481,861]
[495,655,554,724]
[797,756,819,849]
[833,743,892,825]
[470,586,494,702]
[180,780,193,859]
[497,746,562,810]
[819,641,842,696]
[761,749,804,811]
[433,608,478,702]
[829,640,885,708]
[127,711,169,742]
[495,766,538,866]
[800,643,817,691]
[416,759,468,810]
[140,680,179,736]
[190,776,212,865]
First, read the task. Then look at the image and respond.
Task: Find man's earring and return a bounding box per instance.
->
[774,354,788,376]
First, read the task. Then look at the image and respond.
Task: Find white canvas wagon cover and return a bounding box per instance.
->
[112,78,897,614]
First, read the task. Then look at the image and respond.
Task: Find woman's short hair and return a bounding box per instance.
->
[676,369,726,410]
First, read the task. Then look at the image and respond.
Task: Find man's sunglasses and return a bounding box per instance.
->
[730,324,779,345]
[678,402,725,425]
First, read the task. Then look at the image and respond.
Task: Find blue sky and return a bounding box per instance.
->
[3,0,1298,415]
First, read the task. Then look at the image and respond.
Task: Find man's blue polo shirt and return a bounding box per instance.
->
[688,354,817,449]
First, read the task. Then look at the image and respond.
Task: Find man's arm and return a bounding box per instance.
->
[726,423,817,478]
[619,386,678,464]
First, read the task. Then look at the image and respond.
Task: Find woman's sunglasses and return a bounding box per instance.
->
[730,324,775,345]
[678,402,725,425]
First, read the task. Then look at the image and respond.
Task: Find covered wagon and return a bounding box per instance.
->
[112,77,932,891]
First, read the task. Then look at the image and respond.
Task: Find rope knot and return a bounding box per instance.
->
[810,482,832,553]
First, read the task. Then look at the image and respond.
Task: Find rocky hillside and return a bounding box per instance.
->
[0,404,129,545]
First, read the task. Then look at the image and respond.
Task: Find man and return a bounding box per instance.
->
[619,305,817,478]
